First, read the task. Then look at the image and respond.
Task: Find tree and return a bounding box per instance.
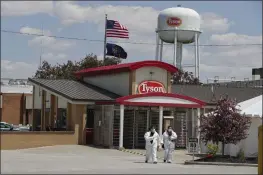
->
[34,54,122,80]
[172,69,201,85]
[199,95,252,156]
[34,54,200,84]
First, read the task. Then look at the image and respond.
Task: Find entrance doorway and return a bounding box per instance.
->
[163,117,174,131]
[134,110,148,148]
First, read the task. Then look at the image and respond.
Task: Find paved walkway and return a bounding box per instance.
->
[1,145,257,174]
[124,148,198,163]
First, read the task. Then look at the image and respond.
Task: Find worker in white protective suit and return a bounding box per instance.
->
[144,125,162,164]
[162,126,177,163]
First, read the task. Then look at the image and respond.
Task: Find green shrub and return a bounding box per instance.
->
[237,148,246,163]
[207,144,219,156]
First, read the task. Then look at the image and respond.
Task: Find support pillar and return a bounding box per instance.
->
[159,40,163,62]
[194,33,198,78]
[197,34,200,79]
[31,86,35,130]
[191,108,195,137]
[66,102,72,131]
[50,94,55,129]
[155,31,160,61]
[173,28,178,67]
[54,97,59,128]
[119,104,124,148]
[159,106,163,136]
[41,90,46,131]
[197,108,201,153]
[22,94,26,125]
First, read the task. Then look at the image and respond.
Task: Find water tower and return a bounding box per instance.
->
[155,6,202,78]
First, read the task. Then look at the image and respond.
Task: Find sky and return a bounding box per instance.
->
[1,1,262,82]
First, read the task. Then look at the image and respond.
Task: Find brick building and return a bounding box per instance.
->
[0,85,33,125]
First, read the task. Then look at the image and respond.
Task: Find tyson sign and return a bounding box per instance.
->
[137,81,166,94]
[167,17,182,27]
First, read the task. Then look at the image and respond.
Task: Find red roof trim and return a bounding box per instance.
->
[116,93,206,107]
[74,60,178,78]
[119,102,202,108]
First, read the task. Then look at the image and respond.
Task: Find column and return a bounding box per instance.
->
[22,94,26,125]
[197,108,201,153]
[119,104,124,148]
[159,40,163,61]
[66,102,72,130]
[155,31,160,61]
[159,106,163,136]
[31,86,35,130]
[197,33,200,79]
[41,90,46,131]
[173,28,178,67]
[191,108,195,137]
[55,97,59,128]
[50,94,55,128]
[194,33,198,78]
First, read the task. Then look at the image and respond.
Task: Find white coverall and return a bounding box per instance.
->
[144,131,161,162]
[162,130,177,162]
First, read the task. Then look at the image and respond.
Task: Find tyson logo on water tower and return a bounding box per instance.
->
[137,81,166,94]
[167,17,182,27]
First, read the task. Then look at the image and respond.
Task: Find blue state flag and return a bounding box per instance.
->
[106,43,127,59]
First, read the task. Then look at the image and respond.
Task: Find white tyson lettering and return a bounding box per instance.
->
[141,83,164,93]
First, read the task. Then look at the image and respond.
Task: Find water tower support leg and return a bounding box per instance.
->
[176,43,183,70]
[173,29,178,67]
[194,33,198,78]
[197,34,200,79]
[155,32,160,61]
[160,40,163,62]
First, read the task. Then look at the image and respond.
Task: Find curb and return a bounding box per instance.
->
[118,149,163,160]
[184,160,258,167]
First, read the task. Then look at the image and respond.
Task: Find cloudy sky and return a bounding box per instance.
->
[1,1,262,82]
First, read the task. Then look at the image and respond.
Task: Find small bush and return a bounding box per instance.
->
[207,144,219,156]
[237,148,246,163]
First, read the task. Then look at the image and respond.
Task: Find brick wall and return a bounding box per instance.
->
[1,93,24,124]
[1,125,80,150]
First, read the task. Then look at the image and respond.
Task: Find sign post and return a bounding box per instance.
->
[188,138,198,161]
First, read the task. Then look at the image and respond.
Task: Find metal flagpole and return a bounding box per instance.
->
[103,14,108,62]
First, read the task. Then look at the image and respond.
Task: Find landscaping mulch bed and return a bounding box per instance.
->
[195,155,257,164]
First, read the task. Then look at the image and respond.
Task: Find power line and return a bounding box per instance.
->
[1,29,262,47]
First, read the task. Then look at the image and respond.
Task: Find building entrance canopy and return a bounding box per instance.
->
[116,92,206,108]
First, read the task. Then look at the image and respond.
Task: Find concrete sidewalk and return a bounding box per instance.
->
[123,148,198,163]
[1,145,257,174]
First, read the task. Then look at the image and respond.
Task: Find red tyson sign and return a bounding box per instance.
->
[137,81,166,94]
[167,17,182,27]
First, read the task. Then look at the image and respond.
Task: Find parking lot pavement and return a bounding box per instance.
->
[1,145,257,174]
[124,148,198,163]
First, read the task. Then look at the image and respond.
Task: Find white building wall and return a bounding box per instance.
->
[83,72,130,96]
[135,67,168,94]
[26,96,32,109]
[58,97,67,108]
[33,85,68,109]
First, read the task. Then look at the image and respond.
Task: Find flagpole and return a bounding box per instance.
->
[103,14,108,62]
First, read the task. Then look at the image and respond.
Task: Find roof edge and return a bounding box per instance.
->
[116,92,206,106]
[74,60,178,78]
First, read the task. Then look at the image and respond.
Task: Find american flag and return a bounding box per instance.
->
[106,20,129,39]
